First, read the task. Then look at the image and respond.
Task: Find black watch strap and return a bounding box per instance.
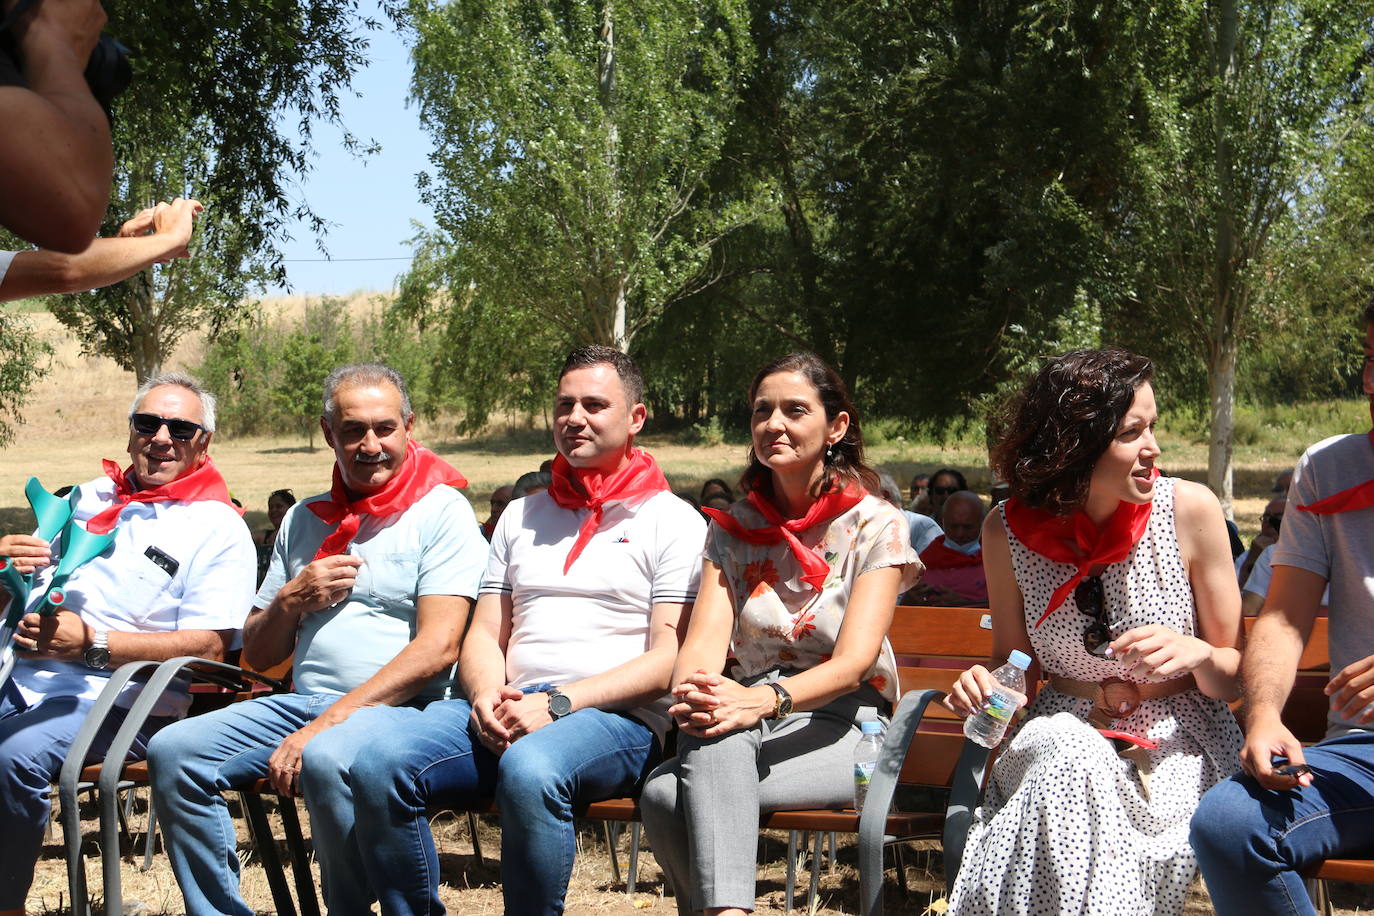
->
[546,687,573,720]
[767,681,793,718]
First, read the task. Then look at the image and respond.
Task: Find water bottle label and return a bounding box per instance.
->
[983,693,1017,723]
[854,760,876,788]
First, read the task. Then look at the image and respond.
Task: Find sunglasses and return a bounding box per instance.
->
[930,485,961,496]
[1262,513,1283,532]
[131,412,206,442]
[1074,575,1114,659]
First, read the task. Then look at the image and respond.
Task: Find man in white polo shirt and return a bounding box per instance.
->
[0,371,255,915]
[148,363,488,916]
[350,346,706,916]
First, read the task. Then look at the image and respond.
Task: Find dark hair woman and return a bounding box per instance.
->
[254,488,296,584]
[927,466,969,519]
[942,348,1243,915]
[640,352,921,916]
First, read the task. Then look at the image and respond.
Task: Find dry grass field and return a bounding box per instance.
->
[8,303,1373,914]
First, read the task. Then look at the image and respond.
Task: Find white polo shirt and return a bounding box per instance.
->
[12,474,257,716]
[481,488,706,742]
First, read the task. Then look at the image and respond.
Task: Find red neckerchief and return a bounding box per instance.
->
[704,484,866,592]
[308,440,468,559]
[1296,428,1374,515]
[920,537,983,570]
[547,448,670,573]
[87,457,240,534]
[1003,471,1156,627]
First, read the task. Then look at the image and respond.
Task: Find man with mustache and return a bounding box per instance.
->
[348,346,706,916]
[148,363,489,916]
[0,372,255,916]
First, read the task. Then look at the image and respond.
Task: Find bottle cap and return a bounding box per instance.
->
[1008,649,1032,670]
[860,720,884,735]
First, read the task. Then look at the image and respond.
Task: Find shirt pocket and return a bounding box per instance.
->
[110,555,176,627]
[367,552,420,606]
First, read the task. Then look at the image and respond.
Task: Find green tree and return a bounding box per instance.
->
[395,0,756,427]
[0,312,51,447]
[46,0,378,383]
[1113,0,1374,511]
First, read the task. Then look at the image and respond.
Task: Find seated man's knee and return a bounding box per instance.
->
[1191,776,1267,866]
[496,739,562,805]
[147,718,214,793]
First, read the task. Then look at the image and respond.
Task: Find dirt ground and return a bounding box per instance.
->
[33,791,1374,915]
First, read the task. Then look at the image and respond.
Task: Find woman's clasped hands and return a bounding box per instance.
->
[669,669,775,738]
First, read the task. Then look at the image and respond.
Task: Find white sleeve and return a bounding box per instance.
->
[0,250,16,289]
[1242,546,1275,600]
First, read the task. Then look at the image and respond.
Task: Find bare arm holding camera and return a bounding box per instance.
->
[0,0,112,254]
[0,198,203,300]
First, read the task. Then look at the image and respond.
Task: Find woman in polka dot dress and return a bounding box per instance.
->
[944,349,1243,916]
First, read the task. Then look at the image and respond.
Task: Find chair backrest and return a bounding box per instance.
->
[1241,615,1331,743]
[889,605,996,788]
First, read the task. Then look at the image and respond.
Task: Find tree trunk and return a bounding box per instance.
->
[129,270,162,383]
[1207,335,1237,517]
[1207,0,1240,517]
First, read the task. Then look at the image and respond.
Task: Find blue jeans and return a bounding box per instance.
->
[350,695,661,916]
[1191,731,1374,916]
[0,678,173,909]
[149,692,425,916]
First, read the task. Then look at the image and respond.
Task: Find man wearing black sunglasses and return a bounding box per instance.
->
[0,371,255,914]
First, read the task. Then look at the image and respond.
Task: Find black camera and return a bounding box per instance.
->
[0,0,131,116]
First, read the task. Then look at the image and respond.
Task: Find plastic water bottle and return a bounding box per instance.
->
[963,650,1032,748]
[852,720,885,813]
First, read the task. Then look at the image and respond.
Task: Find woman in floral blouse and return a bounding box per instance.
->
[640,352,922,916]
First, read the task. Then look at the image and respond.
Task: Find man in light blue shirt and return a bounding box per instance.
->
[148,363,488,916]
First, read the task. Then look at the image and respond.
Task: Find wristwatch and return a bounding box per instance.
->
[767,681,793,719]
[545,687,573,721]
[84,629,111,670]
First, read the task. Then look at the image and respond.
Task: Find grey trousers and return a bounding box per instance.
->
[640,683,885,914]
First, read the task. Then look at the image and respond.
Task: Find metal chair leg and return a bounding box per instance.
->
[240,791,298,916]
[141,791,159,871]
[827,831,837,873]
[603,820,623,885]
[806,831,823,910]
[278,796,321,916]
[627,822,641,895]
[785,830,798,914]
[466,810,484,867]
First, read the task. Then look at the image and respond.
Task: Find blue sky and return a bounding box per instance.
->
[268,4,431,297]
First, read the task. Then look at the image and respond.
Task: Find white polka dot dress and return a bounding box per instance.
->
[948,477,1243,916]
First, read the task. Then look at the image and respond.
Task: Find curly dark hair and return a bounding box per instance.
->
[739,353,880,498]
[991,348,1154,515]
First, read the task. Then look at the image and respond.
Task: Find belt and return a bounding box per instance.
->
[1048,674,1196,728]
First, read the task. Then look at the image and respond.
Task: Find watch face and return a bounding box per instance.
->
[84,646,111,670]
[549,693,573,718]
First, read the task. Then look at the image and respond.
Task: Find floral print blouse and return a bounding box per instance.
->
[705,492,922,703]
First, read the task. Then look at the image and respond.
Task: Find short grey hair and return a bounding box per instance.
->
[129,371,217,433]
[873,468,904,508]
[322,363,412,423]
